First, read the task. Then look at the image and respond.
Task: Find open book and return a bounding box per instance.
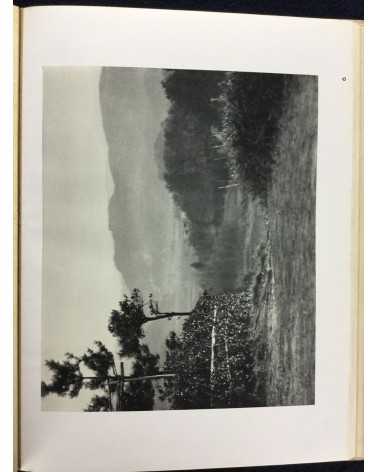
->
[14,5,363,472]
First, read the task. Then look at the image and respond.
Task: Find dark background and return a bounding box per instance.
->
[14,0,363,19]
[176,462,364,472]
[15,0,364,471]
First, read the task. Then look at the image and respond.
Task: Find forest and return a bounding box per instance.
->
[160,69,289,290]
[42,68,316,410]
[42,284,271,411]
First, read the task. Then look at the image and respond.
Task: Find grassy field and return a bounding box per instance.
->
[208,75,317,407]
[211,74,317,406]
[160,71,317,409]
[264,76,317,405]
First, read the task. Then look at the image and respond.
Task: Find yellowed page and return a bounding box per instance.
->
[353,20,364,461]
[19,6,362,471]
[13,6,21,472]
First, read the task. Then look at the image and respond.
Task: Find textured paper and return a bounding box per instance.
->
[20,6,359,472]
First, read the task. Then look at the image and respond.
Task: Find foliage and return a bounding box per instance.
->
[161,70,229,265]
[108,289,192,357]
[120,344,160,411]
[41,341,114,399]
[41,354,83,398]
[159,69,289,291]
[108,289,146,357]
[85,394,110,412]
[42,337,161,412]
[81,341,115,390]
[159,291,269,409]
[216,72,287,202]
[42,286,272,410]
[158,294,213,409]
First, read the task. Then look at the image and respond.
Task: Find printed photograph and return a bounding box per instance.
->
[41,67,317,411]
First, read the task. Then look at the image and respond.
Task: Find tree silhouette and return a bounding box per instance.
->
[42,288,270,410]
[121,344,160,411]
[108,289,192,357]
[41,353,83,399]
[85,394,109,412]
[42,341,173,411]
[81,341,115,391]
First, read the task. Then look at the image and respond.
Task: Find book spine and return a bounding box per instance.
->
[13,6,22,472]
[352,19,364,461]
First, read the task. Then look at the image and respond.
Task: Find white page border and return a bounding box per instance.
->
[20,6,357,472]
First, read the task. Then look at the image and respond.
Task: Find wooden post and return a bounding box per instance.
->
[119,362,125,411]
[111,360,118,377]
[107,377,113,412]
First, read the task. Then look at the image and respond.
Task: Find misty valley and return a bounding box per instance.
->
[42,67,317,411]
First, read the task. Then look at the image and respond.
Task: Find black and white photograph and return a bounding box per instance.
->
[41,66,318,412]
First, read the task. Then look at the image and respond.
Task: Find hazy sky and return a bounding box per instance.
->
[99,67,201,355]
[42,68,125,410]
[42,67,200,410]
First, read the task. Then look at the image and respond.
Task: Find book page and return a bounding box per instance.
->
[20,6,359,472]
